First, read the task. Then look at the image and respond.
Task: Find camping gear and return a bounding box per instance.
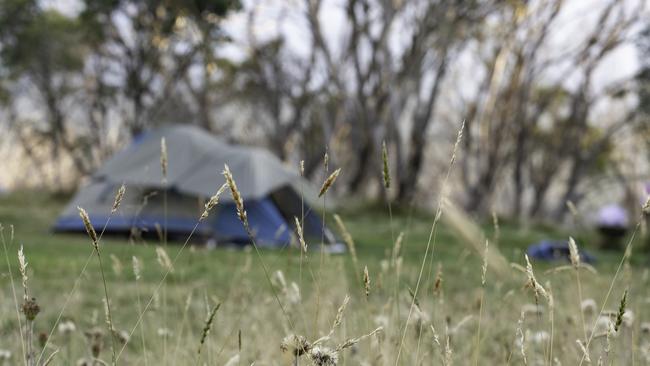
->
[596,204,629,250]
[527,240,596,263]
[53,124,336,248]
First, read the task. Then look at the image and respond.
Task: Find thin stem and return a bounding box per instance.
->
[578,221,641,365]
[576,269,587,342]
[0,227,26,365]
[395,120,464,365]
[94,248,117,365]
[36,217,115,365]
[116,223,200,362]
[474,288,485,366]
[135,279,148,366]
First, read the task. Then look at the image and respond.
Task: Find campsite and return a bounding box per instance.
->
[2,0,650,365]
[2,186,647,365]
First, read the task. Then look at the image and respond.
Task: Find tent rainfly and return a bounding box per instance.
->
[53,125,336,248]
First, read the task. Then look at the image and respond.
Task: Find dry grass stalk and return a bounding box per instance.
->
[381,140,390,189]
[491,211,500,244]
[1,225,26,365]
[430,325,441,347]
[294,217,307,252]
[524,254,548,304]
[197,303,221,356]
[434,263,443,295]
[111,184,126,214]
[78,207,98,250]
[318,168,341,197]
[567,200,579,218]
[444,335,453,366]
[332,214,358,271]
[222,165,247,225]
[110,254,123,276]
[336,327,383,351]
[363,266,370,298]
[315,295,351,345]
[391,232,404,266]
[200,183,228,221]
[78,206,116,364]
[481,240,489,286]
[332,295,350,331]
[614,290,628,332]
[156,247,174,273]
[132,256,141,281]
[516,311,527,365]
[221,164,295,331]
[569,237,580,268]
[160,138,168,181]
[577,340,591,363]
[18,246,28,302]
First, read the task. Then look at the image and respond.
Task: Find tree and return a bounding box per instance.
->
[79,0,238,136]
[1,1,92,186]
[232,0,488,199]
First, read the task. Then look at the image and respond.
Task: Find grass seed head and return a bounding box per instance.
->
[155,247,174,273]
[294,217,307,252]
[18,245,28,300]
[323,151,329,170]
[481,240,489,285]
[567,200,579,218]
[78,207,98,250]
[132,256,141,280]
[363,266,370,297]
[111,184,126,214]
[333,214,358,268]
[524,254,548,303]
[223,164,247,225]
[615,289,628,332]
[392,232,404,265]
[319,168,341,197]
[568,237,580,268]
[381,140,390,189]
[200,183,228,221]
[332,294,350,330]
[160,137,168,181]
[198,303,221,354]
[336,327,383,351]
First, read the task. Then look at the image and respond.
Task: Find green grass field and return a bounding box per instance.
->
[1,191,649,365]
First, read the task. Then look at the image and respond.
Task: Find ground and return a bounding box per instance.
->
[0,191,648,365]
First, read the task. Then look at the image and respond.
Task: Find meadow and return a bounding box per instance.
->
[0,189,649,365]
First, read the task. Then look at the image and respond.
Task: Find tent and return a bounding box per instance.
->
[53,125,336,248]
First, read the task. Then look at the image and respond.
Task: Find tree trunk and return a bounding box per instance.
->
[396,55,449,203]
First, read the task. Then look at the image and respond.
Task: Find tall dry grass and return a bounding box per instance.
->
[1,130,650,366]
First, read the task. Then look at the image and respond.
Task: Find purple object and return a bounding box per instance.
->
[597,204,629,228]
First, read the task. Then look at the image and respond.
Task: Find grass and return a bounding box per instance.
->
[1,190,650,364]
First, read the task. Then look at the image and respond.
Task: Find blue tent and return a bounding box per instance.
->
[53,125,335,248]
